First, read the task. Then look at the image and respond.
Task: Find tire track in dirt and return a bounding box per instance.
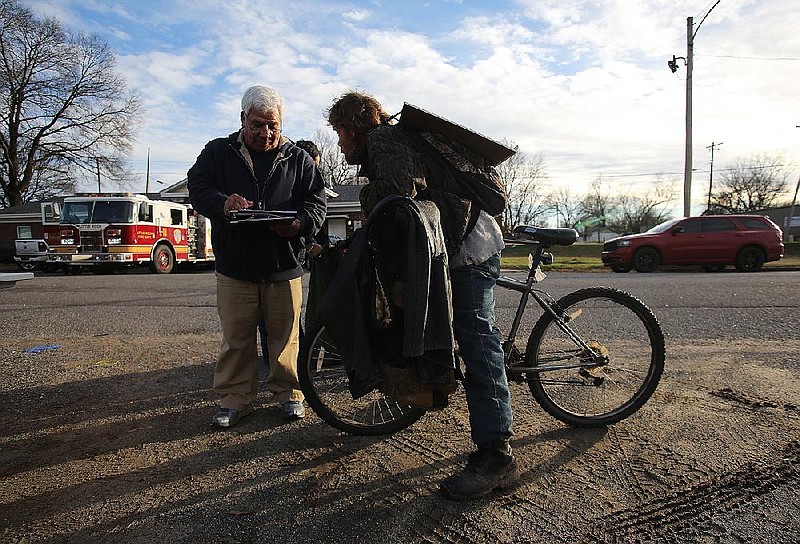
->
[503,492,580,542]
[604,427,720,496]
[602,427,648,504]
[581,441,800,542]
[711,387,799,412]
[387,433,451,464]
[382,425,570,543]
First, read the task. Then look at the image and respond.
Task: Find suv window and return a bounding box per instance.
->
[702,217,736,232]
[678,218,703,233]
[738,217,770,230]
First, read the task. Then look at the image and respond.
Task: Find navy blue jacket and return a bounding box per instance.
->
[187,132,326,282]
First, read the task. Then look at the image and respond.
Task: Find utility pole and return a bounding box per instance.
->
[683,16,693,218]
[706,141,723,212]
[145,147,151,193]
[787,124,800,242]
[787,174,799,242]
[95,157,101,192]
[669,1,721,217]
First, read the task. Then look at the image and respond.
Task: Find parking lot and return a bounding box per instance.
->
[1,268,798,543]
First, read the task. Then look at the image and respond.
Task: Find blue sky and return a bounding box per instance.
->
[29,0,800,216]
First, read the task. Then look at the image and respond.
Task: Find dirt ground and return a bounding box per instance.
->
[1,271,799,543]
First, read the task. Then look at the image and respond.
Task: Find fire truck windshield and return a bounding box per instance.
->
[61,201,136,224]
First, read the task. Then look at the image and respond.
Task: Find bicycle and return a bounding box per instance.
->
[298,226,666,436]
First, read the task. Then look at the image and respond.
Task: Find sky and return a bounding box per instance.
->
[28,0,800,217]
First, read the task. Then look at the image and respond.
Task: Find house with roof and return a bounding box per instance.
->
[752,204,800,241]
[0,199,58,262]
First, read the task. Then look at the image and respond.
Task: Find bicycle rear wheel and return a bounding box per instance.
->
[298,325,426,435]
[525,287,665,427]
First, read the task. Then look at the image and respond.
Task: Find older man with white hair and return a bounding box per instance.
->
[188,85,326,426]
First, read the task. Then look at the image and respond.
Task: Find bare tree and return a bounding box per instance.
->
[496,140,548,231]
[577,176,614,241]
[547,186,582,228]
[605,177,676,234]
[710,154,790,213]
[0,0,141,208]
[547,186,584,229]
[313,127,359,186]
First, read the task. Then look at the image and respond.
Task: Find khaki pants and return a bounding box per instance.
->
[214,273,303,409]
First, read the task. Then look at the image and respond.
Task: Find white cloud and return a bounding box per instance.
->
[22,0,800,211]
[343,9,370,22]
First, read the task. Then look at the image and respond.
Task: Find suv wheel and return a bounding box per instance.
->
[735,246,765,272]
[633,248,660,273]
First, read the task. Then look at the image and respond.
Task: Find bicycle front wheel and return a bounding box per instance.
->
[298,325,426,435]
[525,287,665,427]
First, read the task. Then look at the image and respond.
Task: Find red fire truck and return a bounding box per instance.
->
[43,193,214,273]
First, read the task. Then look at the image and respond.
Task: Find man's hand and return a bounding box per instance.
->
[271,218,301,238]
[223,194,254,217]
[307,242,323,258]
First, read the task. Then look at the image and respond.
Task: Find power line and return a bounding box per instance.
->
[697,54,800,61]
[544,163,788,182]
[692,0,720,22]
[693,0,722,38]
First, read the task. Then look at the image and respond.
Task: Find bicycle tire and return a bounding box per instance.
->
[298,324,426,435]
[525,287,665,427]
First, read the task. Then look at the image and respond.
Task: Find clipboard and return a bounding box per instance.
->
[228,209,297,224]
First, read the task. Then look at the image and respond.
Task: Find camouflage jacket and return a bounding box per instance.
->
[358,124,474,256]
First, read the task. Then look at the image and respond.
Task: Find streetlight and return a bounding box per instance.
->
[669,1,722,217]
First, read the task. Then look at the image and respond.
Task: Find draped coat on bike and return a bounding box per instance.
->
[314,195,456,401]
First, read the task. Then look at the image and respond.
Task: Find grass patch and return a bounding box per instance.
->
[501,241,800,272]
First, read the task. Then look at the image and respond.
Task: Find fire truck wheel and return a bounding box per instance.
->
[151,243,175,274]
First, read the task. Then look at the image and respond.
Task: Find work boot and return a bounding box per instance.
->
[440,447,520,500]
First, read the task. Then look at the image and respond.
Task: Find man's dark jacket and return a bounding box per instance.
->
[187,132,326,282]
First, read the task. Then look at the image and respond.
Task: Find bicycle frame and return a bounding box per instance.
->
[497,239,606,377]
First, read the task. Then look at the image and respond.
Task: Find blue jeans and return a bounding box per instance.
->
[449,253,513,450]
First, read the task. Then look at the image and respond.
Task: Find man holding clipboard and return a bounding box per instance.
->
[188,85,326,426]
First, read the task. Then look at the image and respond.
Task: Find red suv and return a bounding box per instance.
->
[602,215,784,273]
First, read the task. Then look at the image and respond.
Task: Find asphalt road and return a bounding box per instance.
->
[496,268,800,342]
[2,266,797,343]
[1,267,798,543]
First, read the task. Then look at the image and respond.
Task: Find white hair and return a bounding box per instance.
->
[241,85,283,117]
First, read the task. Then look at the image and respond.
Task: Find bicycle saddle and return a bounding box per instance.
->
[512,226,578,246]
